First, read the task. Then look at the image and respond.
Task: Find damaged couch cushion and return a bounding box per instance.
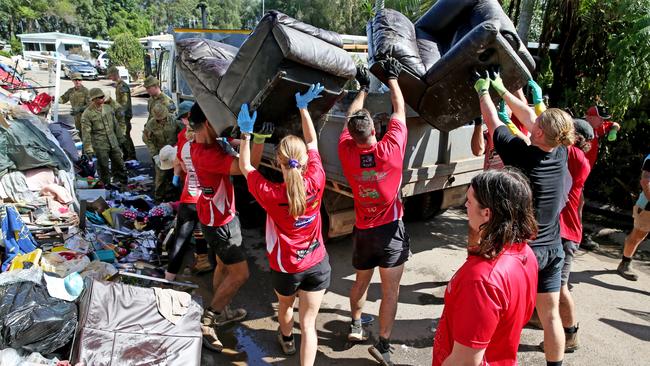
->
[368,0,535,132]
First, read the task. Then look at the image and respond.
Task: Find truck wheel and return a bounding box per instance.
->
[403,191,445,222]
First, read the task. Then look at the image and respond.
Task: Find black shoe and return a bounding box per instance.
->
[580,235,599,251]
[368,341,394,366]
[617,260,639,281]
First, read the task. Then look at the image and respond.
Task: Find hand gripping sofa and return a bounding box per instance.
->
[367,0,536,131]
[176,11,356,134]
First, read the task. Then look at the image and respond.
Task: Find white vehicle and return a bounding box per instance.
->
[95,51,110,74]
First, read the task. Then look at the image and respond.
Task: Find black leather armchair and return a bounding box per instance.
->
[368,0,535,131]
[177,11,356,134]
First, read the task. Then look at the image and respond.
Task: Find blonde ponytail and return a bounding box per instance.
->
[277,135,309,218]
[538,108,575,148]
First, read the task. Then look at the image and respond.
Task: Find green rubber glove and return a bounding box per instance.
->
[473,72,490,97]
[607,129,618,141]
[497,100,511,123]
[252,122,274,144]
[490,70,507,97]
[528,79,544,105]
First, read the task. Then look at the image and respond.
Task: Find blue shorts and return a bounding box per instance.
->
[532,243,565,293]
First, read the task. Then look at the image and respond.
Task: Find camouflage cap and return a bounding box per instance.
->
[107,66,119,76]
[71,72,82,80]
[152,102,169,120]
[144,76,160,88]
[89,88,105,100]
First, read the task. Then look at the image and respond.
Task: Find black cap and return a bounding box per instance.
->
[188,102,206,129]
[573,118,595,140]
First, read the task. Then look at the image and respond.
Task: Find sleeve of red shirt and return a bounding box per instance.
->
[450,280,506,349]
[246,170,273,210]
[593,121,614,138]
[305,149,326,188]
[377,118,408,157]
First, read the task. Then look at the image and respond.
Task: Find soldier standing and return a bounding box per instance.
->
[107,66,137,161]
[143,101,183,202]
[81,88,127,188]
[59,72,90,137]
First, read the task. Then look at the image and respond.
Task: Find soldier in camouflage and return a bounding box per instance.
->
[59,72,89,137]
[143,98,183,202]
[107,66,137,161]
[81,88,127,188]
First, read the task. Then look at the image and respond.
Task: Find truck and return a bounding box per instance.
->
[156,28,484,239]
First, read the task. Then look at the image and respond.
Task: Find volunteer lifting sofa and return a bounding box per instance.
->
[367,0,536,131]
[176,11,356,134]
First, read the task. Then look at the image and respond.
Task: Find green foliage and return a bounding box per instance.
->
[107,33,145,79]
[9,37,21,55]
[0,50,11,58]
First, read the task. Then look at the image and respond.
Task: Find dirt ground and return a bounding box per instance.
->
[25,69,650,366]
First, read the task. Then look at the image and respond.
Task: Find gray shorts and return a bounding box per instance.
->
[532,243,565,293]
[561,239,579,286]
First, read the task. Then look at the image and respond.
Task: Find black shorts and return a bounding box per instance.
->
[532,243,565,293]
[561,239,578,286]
[352,220,411,270]
[271,256,331,296]
[201,216,246,265]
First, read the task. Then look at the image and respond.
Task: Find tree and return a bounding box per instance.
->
[107,33,145,79]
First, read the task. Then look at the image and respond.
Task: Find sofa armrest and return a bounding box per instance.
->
[176,38,237,92]
[272,25,356,79]
[269,11,344,48]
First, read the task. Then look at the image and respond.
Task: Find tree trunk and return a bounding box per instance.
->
[517,0,536,44]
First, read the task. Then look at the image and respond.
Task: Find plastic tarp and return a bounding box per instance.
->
[177,11,355,135]
[367,0,535,132]
[1,205,38,272]
[0,280,77,355]
[71,280,203,366]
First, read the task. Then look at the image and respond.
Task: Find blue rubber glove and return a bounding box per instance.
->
[172,175,180,187]
[528,80,544,105]
[237,103,257,134]
[295,83,325,109]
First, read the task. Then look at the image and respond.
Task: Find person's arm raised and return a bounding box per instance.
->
[234,103,257,178]
[471,118,485,156]
[295,83,325,151]
[346,65,371,129]
[473,71,504,138]
[490,69,537,132]
[382,57,406,123]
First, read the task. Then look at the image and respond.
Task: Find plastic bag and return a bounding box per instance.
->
[0,281,77,355]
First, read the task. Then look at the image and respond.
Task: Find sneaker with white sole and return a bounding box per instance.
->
[348,322,368,342]
[276,327,297,355]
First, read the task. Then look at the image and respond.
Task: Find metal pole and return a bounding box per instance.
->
[53,40,62,123]
[262,0,265,17]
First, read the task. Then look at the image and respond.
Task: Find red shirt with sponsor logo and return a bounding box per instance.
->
[585,121,614,168]
[432,244,538,366]
[560,146,591,243]
[484,130,505,170]
[247,149,326,273]
[338,118,407,229]
[190,141,236,227]
[176,128,200,204]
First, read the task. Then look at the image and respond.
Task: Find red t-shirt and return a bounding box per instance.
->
[560,146,591,243]
[247,149,327,273]
[190,141,236,227]
[432,244,538,366]
[484,130,505,170]
[338,118,407,229]
[585,121,614,168]
[177,129,200,204]
[511,114,529,136]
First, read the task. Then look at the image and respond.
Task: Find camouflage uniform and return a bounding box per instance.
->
[144,100,182,202]
[114,78,137,160]
[81,89,127,186]
[60,82,90,135]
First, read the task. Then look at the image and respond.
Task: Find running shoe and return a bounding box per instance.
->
[348,322,368,342]
[276,327,297,355]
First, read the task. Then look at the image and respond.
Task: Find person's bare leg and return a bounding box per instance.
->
[298,289,326,366]
[537,292,565,362]
[276,291,297,339]
[212,255,226,293]
[378,264,404,339]
[349,268,374,320]
[210,260,249,311]
[559,285,576,328]
[623,228,648,258]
